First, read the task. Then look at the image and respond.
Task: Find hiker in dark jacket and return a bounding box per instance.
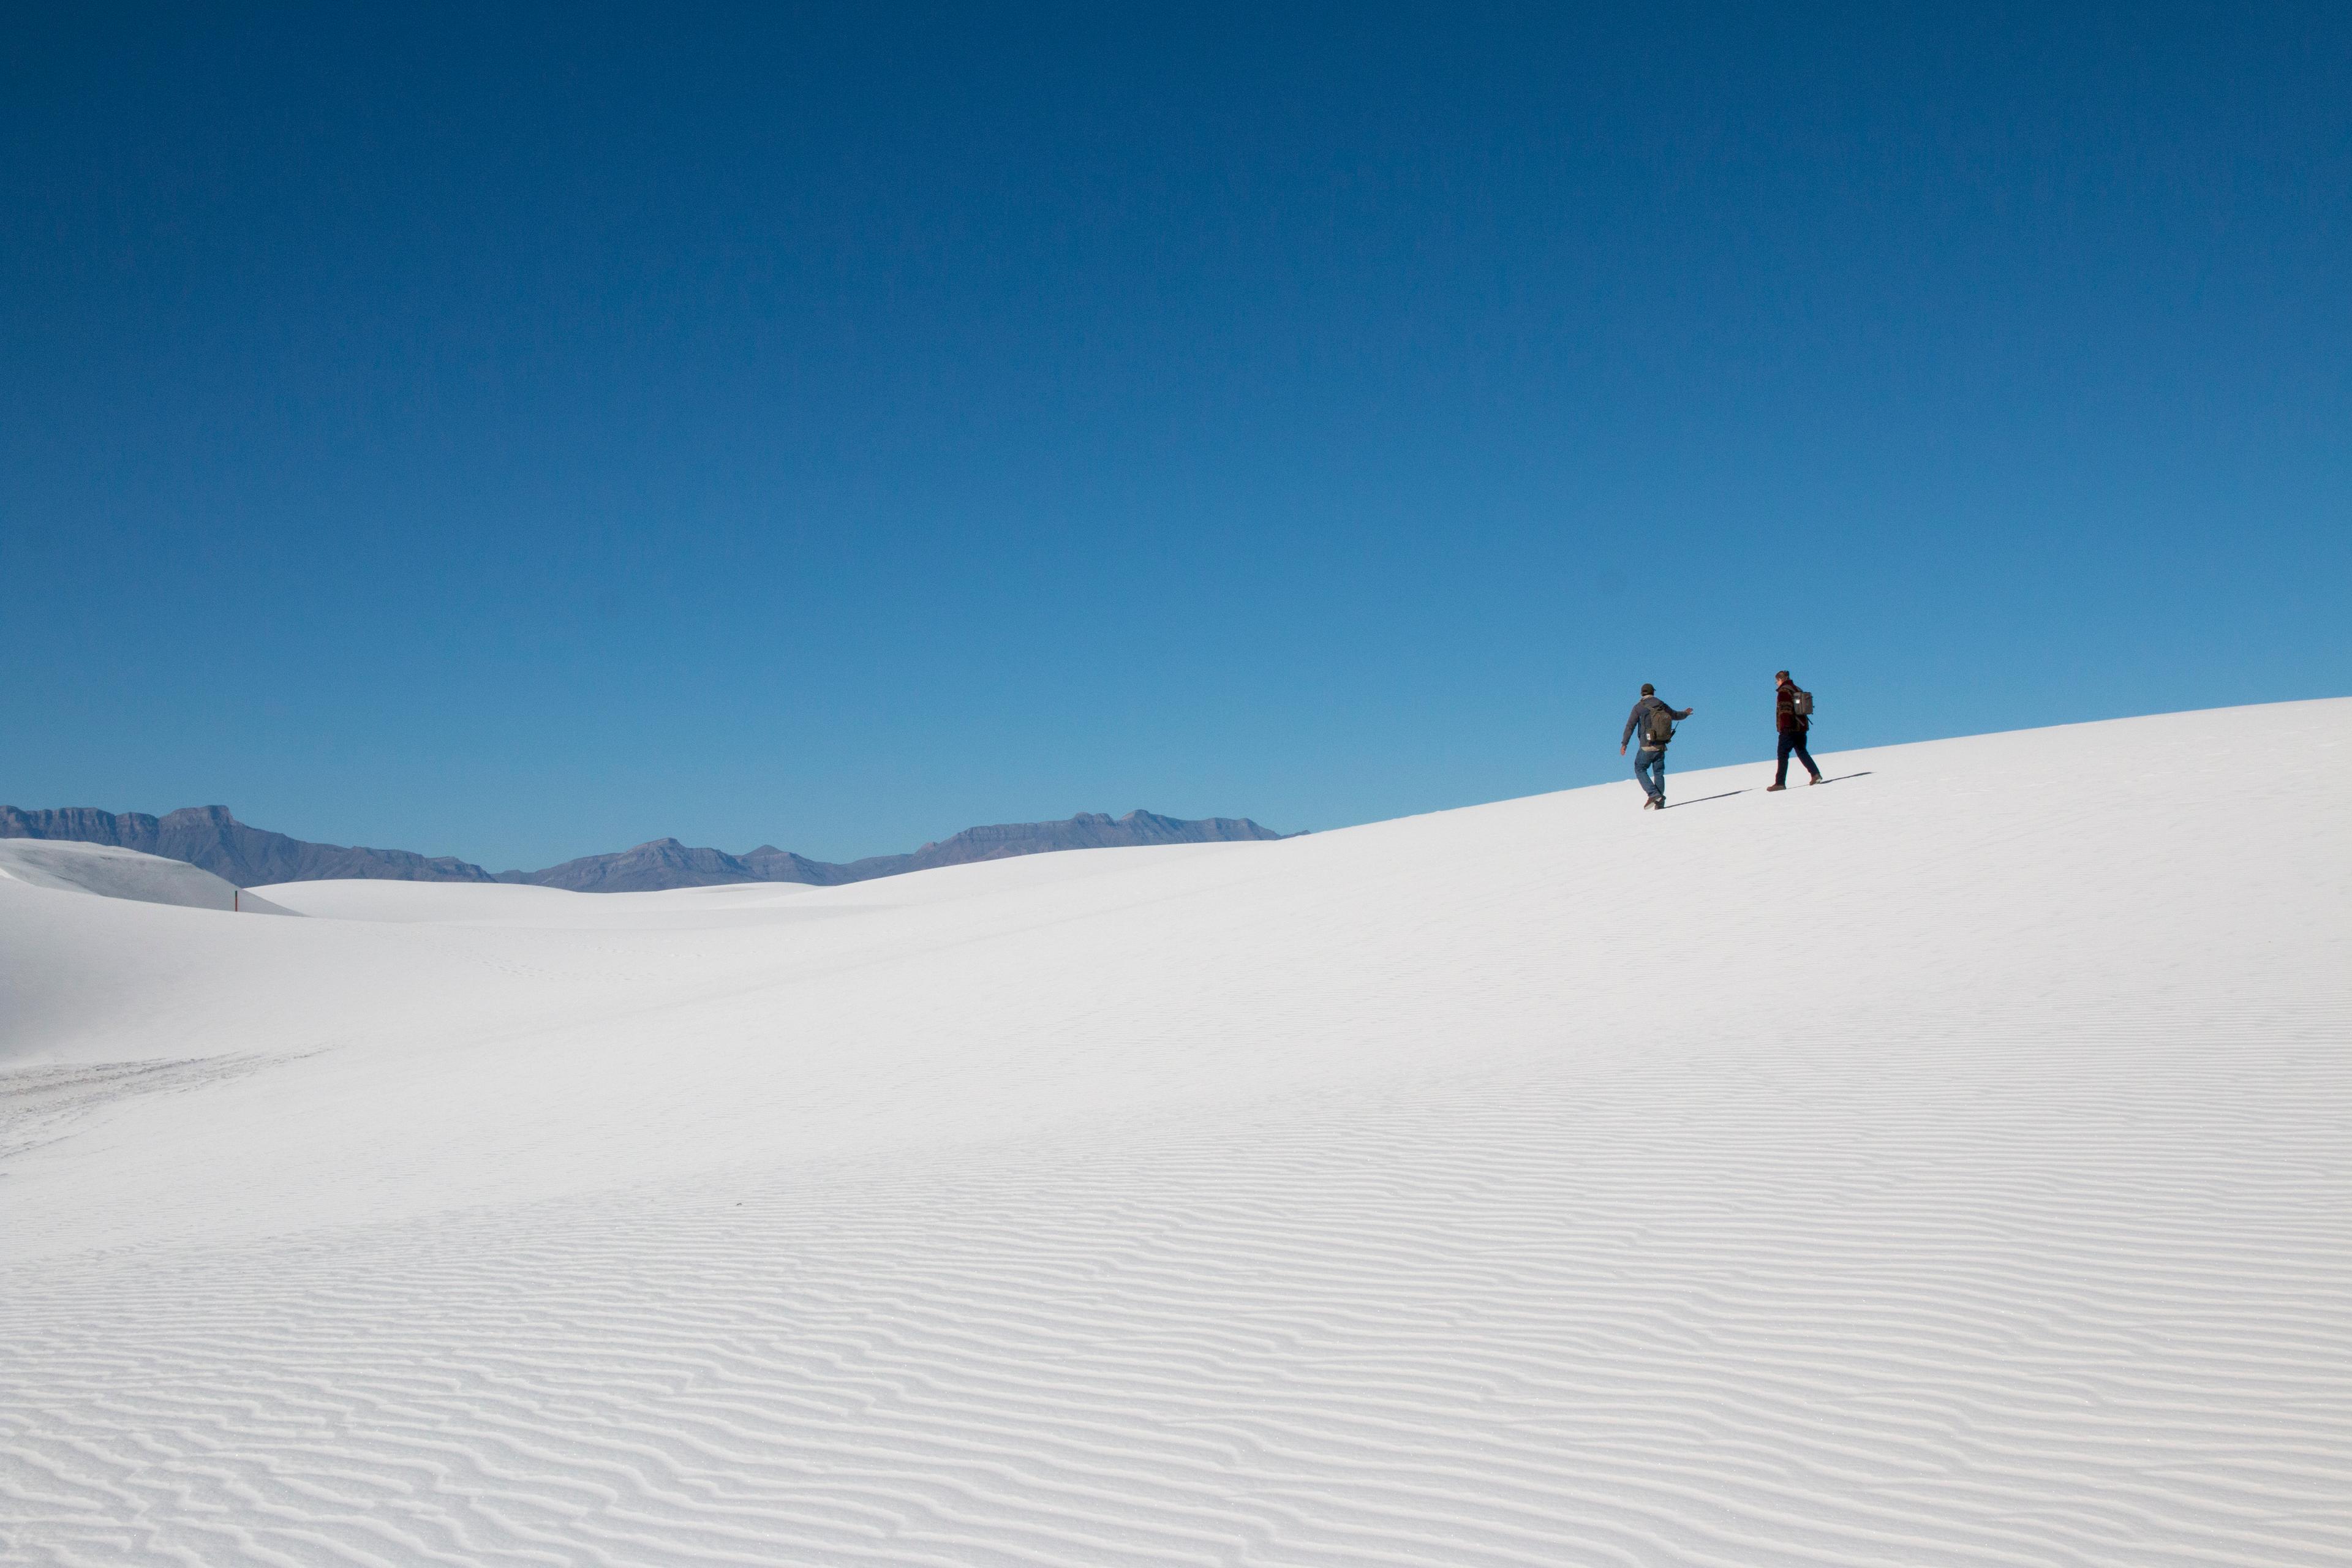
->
[1768,669,1821,790]
[1619,684,1693,810]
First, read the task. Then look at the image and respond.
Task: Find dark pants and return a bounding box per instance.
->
[1776,729,1819,786]
[1633,747,1666,802]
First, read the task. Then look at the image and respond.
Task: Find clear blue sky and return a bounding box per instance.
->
[4,4,2346,869]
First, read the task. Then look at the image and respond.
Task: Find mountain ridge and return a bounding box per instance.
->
[0,804,1297,892]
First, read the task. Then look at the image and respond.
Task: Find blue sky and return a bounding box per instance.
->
[4,4,2346,869]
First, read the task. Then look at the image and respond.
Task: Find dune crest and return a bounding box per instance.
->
[0,839,297,914]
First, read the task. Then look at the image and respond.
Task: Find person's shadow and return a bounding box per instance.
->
[1663,771,1874,809]
[1664,791,1747,809]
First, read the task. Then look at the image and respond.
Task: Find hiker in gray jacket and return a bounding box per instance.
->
[1620,684,1694,810]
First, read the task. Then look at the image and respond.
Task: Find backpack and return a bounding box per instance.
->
[1644,704,1676,747]
[1791,688,1814,718]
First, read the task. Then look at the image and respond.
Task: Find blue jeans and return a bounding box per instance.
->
[1633,747,1666,802]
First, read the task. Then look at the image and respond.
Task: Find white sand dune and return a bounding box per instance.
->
[3,701,2348,1566]
[249,874,827,927]
[0,839,297,914]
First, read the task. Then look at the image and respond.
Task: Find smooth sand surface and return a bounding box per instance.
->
[4,701,2347,1566]
[0,839,296,914]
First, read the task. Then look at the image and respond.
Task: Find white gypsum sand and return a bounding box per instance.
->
[0,839,297,914]
[2,700,2348,1567]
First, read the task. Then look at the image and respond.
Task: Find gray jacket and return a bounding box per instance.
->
[1622,695,1691,750]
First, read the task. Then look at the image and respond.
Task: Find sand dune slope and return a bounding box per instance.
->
[3,702,2348,1566]
[0,839,295,914]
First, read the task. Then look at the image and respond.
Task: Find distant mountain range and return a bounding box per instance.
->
[0,804,1297,892]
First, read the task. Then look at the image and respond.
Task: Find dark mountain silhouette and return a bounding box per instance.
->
[516,810,1295,893]
[0,805,499,887]
[2,805,1297,892]
[508,838,782,894]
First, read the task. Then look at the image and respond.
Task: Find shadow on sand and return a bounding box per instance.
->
[1662,771,1874,809]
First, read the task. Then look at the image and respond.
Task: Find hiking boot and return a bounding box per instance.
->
[1765,783,1786,792]
[1808,775,1822,785]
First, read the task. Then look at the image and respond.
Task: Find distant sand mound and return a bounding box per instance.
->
[0,840,298,914]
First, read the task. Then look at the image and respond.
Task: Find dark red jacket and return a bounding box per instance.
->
[1776,680,1808,734]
